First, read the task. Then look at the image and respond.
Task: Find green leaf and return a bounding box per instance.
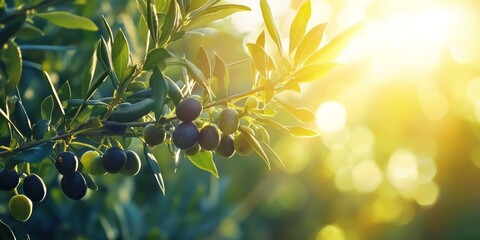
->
[245,43,276,79]
[196,46,210,78]
[294,23,327,66]
[41,95,53,122]
[82,47,97,96]
[58,81,71,100]
[147,0,159,44]
[0,219,16,240]
[108,98,155,122]
[189,0,209,12]
[15,22,44,40]
[143,144,166,195]
[42,71,65,116]
[14,141,55,163]
[159,1,178,45]
[13,96,32,138]
[101,15,114,46]
[80,171,98,191]
[184,58,213,96]
[112,29,130,83]
[2,40,22,92]
[143,48,173,70]
[149,67,168,120]
[276,100,316,123]
[306,23,363,65]
[0,104,24,140]
[97,37,118,89]
[0,11,26,46]
[286,126,319,138]
[255,117,289,132]
[260,0,282,53]
[212,53,229,98]
[286,63,340,87]
[238,126,271,169]
[36,11,98,31]
[84,70,110,105]
[166,76,183,106]
[249,130,284,167]
[187,150,219,178]
[184,4,250,31]
[289,0,311,54]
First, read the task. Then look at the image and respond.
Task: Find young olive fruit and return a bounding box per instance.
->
[143,123,166,146]
[245,96,259,111]
[102,147,127,174]
[175,97,202,122]
[80,150,100,171]
[0,169,20,191]
[121,150,142,176]
[186,143,201,156]
[89,155,107,176]
[61,171,87,200]
[234,132,254,156]
[218,108,239,135]
[32,119,49,140]
[172,122,200,149]
[198,125,220,151]
[55,151,79,175]
[22,174,47,202]
[215,134,236,158]
[9,194,33,222]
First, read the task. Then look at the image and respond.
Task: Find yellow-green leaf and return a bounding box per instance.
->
[276,100,316,123]
[187,150,219,178]
[287,63,340,87]
[260,0,282,53]
[184,4,250,31]
[239,126,271,169]
[305,23,364,65]
[289,0,311,54]
[294,23,327,66]
[36,11,98,31]
[286,126,319,138]
[112,29,130,82]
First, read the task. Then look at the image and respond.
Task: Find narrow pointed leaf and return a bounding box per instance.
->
[260,0,282,53]
[196,46,210,78]
[256,31,265,48]
[245,43,276,78]
[276,100,316,123]
[41,96,53,122]
[58,81,71,100]
[187,150,219,178]
[149,67,169,120]
[143,47,173,70]
[251,131,284,167]
[286,126,319,138]
[184,58,213,96]
[80,171,98,191]
[82,46,97,96]
[287,63,340,86]
[14,141,55,163]
[306,23,363,65]
[159,1,178,45]
[3,40,22,92]
[147,0,159,44]
[143,143,166,195]
[0,106,24,140]
[238,126,271,169]
[14,96,32,137]
[36,11,98,31]
[294,23,327,66]
[184,4,250,31]
[212,53,229,98]
[101,15,114,45]
[112,29,130,82]
[289,0,311,54]
[43,71,65,116]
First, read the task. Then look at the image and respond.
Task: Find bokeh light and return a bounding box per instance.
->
[316,101,348,133]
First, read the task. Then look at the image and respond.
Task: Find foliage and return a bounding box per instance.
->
[0,0,359,238]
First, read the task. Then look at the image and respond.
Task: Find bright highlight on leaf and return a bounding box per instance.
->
[37,11,98,31]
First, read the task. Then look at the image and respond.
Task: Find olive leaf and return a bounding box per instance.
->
[305,23,364,65]
[143,143,166,195]
[58,81,71,100]
[41,96,53,122]
[159,0,179,46]
[13,141,55,163]
[289,0,311,54]
[143,48,173,70]
[36,11,98,31]
[112,29,130,83]
[147,0,159,45]
[0,106,24,140]
[82,47,98,96]
[166,76,183,106]
[294,23,327,66]
[101,15,114,46]
[238,126,271,169]
[212,53,229,98]
[2,40,22,92]
[256,31,265,49]
[13,94,32,138]
[276,99,316,123]
[183,4,250,31]
[286,126,319,138]
[245,43,276,79]
[184,57,214,97]
[259,0,282,53]
[286,63,340,87]
[196,46,211,78]
[149,67,169,120]
[42,71,65,117]
[187,150,219,178]
[0,10,26,46]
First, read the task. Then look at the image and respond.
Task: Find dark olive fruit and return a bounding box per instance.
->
[61,171,87,200]
[22,174,47,202]
[89,155,107,176]
[32,119,49,140]
[102,147,127,173]
[215,134,236,158]
[234,132,254,156]
[55,151,79,175]
[121,150,141,176]
[143,123,166,146]
[218,108,239,135]
[175,97,202,122]
[186,143,200,156]
[172,122,200,149]
[198,125,220,151]
[0,169,20,191]
[9,194,33,222]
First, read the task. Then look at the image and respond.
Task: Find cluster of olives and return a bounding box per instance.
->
[145,96,254,158]
[0,169,46,222]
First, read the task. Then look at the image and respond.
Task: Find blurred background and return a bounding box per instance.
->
[3,0,480,239]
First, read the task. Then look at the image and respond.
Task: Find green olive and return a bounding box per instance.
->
[9,194,33,222]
